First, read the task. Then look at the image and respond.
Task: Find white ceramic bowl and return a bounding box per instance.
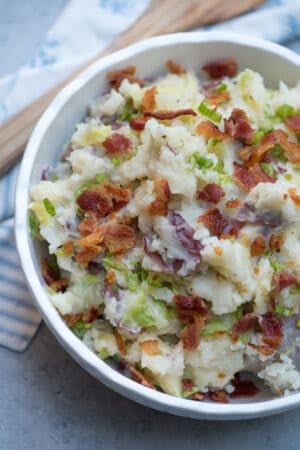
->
[15,32,300,420]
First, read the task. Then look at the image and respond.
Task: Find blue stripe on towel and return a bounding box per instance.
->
[0,218,41,351]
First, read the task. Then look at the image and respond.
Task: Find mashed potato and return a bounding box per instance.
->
[29,59,300,400]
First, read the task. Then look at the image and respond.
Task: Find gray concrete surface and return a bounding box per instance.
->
[1,1,300,449]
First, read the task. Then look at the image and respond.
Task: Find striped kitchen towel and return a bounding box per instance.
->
[1,0,300,351]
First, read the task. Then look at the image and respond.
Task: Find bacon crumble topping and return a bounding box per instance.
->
[148,178,171,216]
[224,108,254,144]
[103,132,131,156]
[202,59,238,79]
[197,183,225,204]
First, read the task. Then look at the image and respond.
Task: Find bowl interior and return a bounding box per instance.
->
[17,33,300,419]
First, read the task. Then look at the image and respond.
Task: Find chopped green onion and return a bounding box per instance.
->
[83,274,99,284]
[274,304,293,317]
[51,175,59,181]
[135,262,148,282]
[253,130,265,144]
[271,144,287,162]
[239,332,250,345]
[71,319,87,339]
[213,82,227,93]
[182,387,200,399]
[43,198,56,217]
[119,103,139,122]
[111,157,121,166]
[260,162,275,177]
[98,348,110,359]
[296,318,300,329]
[284,173,292,181]
[276,104,295,120]
[269,258,285,273]
[191,153,214,171]
[148,277,165,288]
[28,211,40,238]
[74,182,96,198]
[198,101,222,123]
[95,172,106,183]
[290,286,300,295]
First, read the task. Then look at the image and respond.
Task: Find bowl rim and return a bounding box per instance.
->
[15,31,300,420]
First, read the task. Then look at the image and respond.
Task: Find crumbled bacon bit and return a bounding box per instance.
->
[288,187,300,206]
[182,378,193,391]
[197,183,225,204]
[102,133,131,156]
[148,178,171,216]
[77,182,131,219]
[76,247,101,264]
[248,343,274,356]
[232,313,258,334]
[107,66,144,89]
[233,161,275,191]
[129,116,148,131]
[143,109,197,120]
[224,108,254,144]
[140,340,161,356]
[206,90,230,106]
[103,223,136,254]
[240,130,300,165]
[105,271,116,285]
[141,87,157,112]
[115,332,127,356]
[50,278,69,292]
[181,320,203,351]
[198,207,239,238]
[196,120,225,140]
[191,392,206,401]
[127,364,156,390]
[209,390,228,403]
[269,234,284,251]
[259,312,283,349]
[62,240,74,256]
[84,306,99,324]
[63,313,83,327]
[202,59,238,79]
[174,295,207,350]
[230,376,259,398]
[78,216,98,236]
[225,198,241,208]
[77,190,111,217]
[250,236,266,257]
[174,295,208,316]
[285,115,300,131]
[273,271,297,295]
[42,257,59,287]
[166,59,186,74]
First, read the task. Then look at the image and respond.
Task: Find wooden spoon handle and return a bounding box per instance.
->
[0,0,264,176]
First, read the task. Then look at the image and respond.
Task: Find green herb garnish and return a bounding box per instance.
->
[253,130,265,144]
[95,172,106,183]
[260,162,275,177]
[43,198,56,217]
[111,157,121,166]
[269,258,285,273]
[213,82,227,93]
[28,211,41,238]
[198,101,222,123]
[276,104,295,120]
[275,304,293,317]
[191,154,214,171]
[71,319,88,339]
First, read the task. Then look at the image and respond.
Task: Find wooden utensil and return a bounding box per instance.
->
[0,0,264,176]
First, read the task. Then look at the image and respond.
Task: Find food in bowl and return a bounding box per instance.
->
[28,57,300,401]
